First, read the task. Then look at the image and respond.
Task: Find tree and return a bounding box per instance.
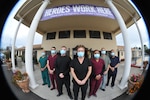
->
[144,45,150,55]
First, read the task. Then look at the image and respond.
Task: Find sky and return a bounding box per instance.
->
[1,0,149,49]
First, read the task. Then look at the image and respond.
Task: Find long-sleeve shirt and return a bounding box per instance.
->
[55,55,71,76]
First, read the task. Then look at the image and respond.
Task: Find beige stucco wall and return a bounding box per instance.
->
[39,28,117,59]
[118,50,125,61]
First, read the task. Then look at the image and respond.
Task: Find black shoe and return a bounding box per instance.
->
[93,94,97,97]
[101,89,105,91]
[88,95,91,98]
[42,83,46,85]
[57,93,63,97]
[48,85,50,88]
[50,87,55,90]
[111,85,114,88]
[69,95,73,99]
[106,83,108,86]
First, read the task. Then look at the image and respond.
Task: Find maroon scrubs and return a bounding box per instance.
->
[89,58,105,96]
[47,54,58,89]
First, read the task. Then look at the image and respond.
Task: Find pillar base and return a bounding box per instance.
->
[29,83,39,89]
[118,83,128,90]
[12,68,16,73]
[140,67,144,70]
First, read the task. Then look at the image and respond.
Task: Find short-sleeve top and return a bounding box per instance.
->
[110,56,120,67]
[100,55,111,70]
[70,57,92,80]
[47,54,58,70]
[90,58,105,76]
[39,56,48,68]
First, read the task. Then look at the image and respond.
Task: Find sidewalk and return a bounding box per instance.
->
[14,60,143,100]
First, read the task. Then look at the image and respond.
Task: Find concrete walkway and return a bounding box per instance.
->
[14,59,145,100]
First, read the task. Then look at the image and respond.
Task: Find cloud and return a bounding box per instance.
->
[116,18,149,48]
[1,0,149,49]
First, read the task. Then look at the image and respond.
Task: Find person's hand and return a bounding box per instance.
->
[103,71,107,75]
[41,68,44,71]
[110,67,115,71]
[80,79,86,85]
[95,74,101,80]
[59,73,64,78]
[76,79,82,85]
[49,70,53,74]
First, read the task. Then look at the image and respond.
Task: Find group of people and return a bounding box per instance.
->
[38,45,120,100]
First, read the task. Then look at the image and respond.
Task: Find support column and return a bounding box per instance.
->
[133,18,144,70]
[106,0,131,89]
[11,18,23,72]
[25,0,49,89]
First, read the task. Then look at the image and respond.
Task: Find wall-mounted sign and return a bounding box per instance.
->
[40,4,115,21]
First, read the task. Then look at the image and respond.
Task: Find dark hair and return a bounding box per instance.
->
[61,46,67,49]
[51,46,56,49]
[76,45,85,50]
[93,49,100,54]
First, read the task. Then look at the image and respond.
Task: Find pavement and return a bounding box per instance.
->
[1,56,149,100]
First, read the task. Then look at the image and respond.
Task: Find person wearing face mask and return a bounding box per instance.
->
[100,48,111,91]
[70,45,92,100]
[38,51,51,88]
[54,46,73,99]
[88,50,105,98]
[47,46,58,90]
[106,49,120,88]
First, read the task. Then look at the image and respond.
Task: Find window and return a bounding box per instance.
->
[46,32,56,40]
[103,32,112,40]
[74,30,86,38]
[59,30,70,39]
[89,30,101,38]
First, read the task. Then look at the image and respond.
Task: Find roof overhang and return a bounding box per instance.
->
[14,0,141,35]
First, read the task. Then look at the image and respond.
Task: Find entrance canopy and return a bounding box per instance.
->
[14,0,141,35]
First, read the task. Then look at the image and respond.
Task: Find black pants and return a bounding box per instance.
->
[73,80,88,100]
[107,69,117,87]
[56,75,72,97]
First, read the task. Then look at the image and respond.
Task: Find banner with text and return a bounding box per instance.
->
[40,4,115,21]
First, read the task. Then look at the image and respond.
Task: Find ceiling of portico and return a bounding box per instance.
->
[14,0,141,35]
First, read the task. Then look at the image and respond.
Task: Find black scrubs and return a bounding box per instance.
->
[70,57,92,100]
[55,55,72,98]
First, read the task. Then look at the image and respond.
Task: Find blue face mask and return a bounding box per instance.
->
[41,52,45,56]
[94,54,100,58]
[51,50,56,54]
[101,50,106,55]
[77,52,84,57]
[60,49,66,55]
